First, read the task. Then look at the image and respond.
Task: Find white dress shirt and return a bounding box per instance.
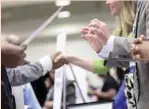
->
[98,35,116,58]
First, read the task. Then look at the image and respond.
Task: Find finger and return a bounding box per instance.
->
[84,34,97,40]
[140,35,148,41]
[131,44,135,51]
[135,54,141,60]
[82,27,89,31]
[89,27,98,35]
[134,37,143,44]
[8,44,24,55]
[81,29,89,34]
[134,45,140,53]
[52,51,62,60]
[81,35,88,41]
[81,27,89,32]
[82,34,93,42]
[54,54,63,63]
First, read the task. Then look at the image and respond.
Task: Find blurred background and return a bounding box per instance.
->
[2,0,117,105]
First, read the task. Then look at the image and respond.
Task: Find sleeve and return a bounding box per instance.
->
[105,36,136,68]
[98,35,135,68]
[7,56,53,86]
[93,59,109,74]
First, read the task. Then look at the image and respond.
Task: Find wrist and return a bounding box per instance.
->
[65,55,74,62]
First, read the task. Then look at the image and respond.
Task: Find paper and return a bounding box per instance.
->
[21,6,63,46]
[56,31,67,52]
[53,32,67,109]
[68,102,113,109]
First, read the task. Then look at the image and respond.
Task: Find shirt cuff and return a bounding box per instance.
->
[98,35,115,58]
[98,45,110,59]
[38,56,53,75]
[106,35,115,52]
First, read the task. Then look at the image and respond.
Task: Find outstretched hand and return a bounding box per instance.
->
[81,19,111,53]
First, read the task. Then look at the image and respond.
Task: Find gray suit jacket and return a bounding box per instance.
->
[6,62,44,86]
[105,1,149,109]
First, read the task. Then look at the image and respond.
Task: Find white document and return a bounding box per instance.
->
[56,31,67,52]
[21,6,63,46]
[53,31,67,109]
[68,102,113,109]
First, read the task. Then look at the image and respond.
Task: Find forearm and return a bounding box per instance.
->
[66,55,109,74]
[7,62,43,86]
[7,56,53,86]
[96,89,116,100]
[67,55,94,72]
[108,36,134,61]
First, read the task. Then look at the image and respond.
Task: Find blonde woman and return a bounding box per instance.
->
[55,1,137,109]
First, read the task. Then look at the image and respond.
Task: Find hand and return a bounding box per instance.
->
[133,35,148,44]
[44,101,53,109]
[1,41,26,67]
[4,35,27,66]
[54,53,70,63]
[131,35,149,61]
[51,52,67,70]
[81,19,111,52]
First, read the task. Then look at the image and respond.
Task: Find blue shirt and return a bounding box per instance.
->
[23,83,41,109]
[114,80,127,109]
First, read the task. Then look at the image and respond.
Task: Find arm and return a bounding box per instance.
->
[99,36,135,68]
[81,19,134,68]
[6,56,53,86]
[95,89,117,100]
[65,55,94,72]
[106,1,149,63]
[56,55,109,74]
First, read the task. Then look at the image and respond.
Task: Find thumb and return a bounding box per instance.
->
[140,35,147,41]
[54,54,63,63]
[52,51,62,60]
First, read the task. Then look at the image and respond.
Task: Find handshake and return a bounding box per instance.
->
[131,35,149,61]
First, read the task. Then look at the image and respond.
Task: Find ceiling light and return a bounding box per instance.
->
[55,0,71,6]
[57,11,71,18]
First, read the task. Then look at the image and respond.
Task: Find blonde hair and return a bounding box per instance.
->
[113,1,137,36]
